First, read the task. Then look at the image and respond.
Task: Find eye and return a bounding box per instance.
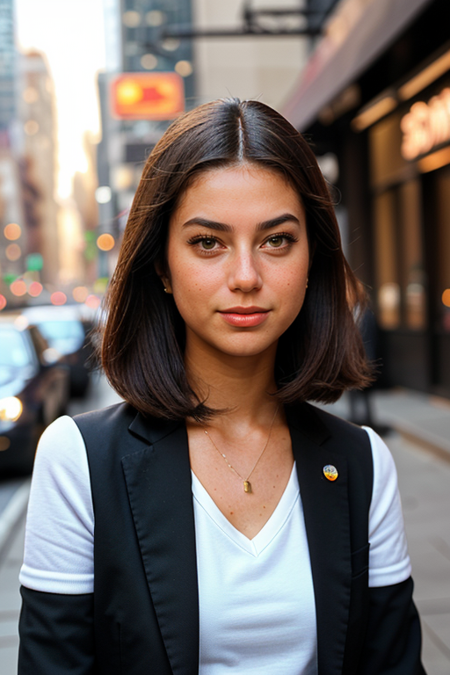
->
[187,234,222,253]
[267,235,285,248]
[262,232,298,250]
[200,237,217,250]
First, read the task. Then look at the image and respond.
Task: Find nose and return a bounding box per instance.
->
[228,250,263,293]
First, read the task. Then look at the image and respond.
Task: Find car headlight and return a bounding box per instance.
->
[0,397,23,422]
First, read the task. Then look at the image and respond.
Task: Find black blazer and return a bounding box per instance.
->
[18,402,425,675]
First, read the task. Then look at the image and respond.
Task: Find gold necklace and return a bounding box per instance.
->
[203,406,278,494]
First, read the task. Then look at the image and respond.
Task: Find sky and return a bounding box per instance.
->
[15,0,106,198]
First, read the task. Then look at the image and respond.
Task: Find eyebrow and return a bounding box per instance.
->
[181,213,301,232]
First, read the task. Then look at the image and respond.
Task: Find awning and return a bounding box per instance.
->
[282,0,434,130]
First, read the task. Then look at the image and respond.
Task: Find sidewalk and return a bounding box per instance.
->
[323,388,450,673]
[376,389,450,673]
[0,511,26,672]
[329,387,450,460]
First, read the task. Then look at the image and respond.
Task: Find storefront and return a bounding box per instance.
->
[283,0,450,397]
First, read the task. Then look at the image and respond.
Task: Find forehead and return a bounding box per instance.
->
[171,165,303,224]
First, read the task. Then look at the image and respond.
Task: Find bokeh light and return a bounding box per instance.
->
[24,119,39,135]
[95,186,112,204]
[94,277,108,294]
[141,53,158,70]
[0,436,11,451]
[51,291,67,306]
[26,252,44,271]
[175,60,193,77]
[10,279,27,296]
[73,286,89,303]
[28,281,43,297]
[146,10,165,26]
[122,10,141,27]
[442,289,450,308]
[4,223,21,240]
[0,295,7,311]
[23,87,39,103]
[97,233,115,251]
[85,294,101,310]
[6,243,22,261]
[162,38,180,52]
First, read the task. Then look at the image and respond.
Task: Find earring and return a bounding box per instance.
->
[163,287,169,293]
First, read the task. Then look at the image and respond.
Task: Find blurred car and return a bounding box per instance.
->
[0,314,70,475]
[20,304,95,396]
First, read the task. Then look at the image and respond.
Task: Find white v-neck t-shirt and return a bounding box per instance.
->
[20,416,412,675]
[192,466,317,674]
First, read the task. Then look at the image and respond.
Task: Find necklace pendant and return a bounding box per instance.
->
[243,481,252,493]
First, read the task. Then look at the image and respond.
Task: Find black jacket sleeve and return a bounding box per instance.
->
[18,586,96,675]
[359,578,427,675]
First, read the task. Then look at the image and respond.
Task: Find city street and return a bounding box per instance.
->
[0,379,449,673]
[2,0,449,673]
[0,372,122,673]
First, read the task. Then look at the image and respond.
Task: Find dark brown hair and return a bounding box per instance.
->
[102,98,372,420]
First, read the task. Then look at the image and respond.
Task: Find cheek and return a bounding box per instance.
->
[273,262,309,319]
[273,259,308,293]
[168,255,222,313]
[170,260,209,296]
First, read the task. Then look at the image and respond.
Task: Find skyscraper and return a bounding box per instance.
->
[0,0,16,134]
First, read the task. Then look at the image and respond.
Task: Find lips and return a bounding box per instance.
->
[218,307,270,327]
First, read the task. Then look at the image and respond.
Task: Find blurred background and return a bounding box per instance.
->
[1,0,450,672]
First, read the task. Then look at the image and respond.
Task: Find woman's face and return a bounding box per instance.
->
[164,165,309,362]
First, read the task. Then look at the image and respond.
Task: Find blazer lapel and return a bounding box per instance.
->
[122,413,199,675]
[287,404,352,675]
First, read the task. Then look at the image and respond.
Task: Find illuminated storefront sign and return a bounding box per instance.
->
[401,87,450,160]
[111,73,184,120]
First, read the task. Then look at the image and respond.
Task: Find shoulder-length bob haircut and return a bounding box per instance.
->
[102,98,372,421]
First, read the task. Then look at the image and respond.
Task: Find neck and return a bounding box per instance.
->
[185,343,278,426]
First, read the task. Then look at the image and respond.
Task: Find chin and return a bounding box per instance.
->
[210,338,278,359]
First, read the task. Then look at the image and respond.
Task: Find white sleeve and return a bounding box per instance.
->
[364,427,412,587]
[19,416,94,594]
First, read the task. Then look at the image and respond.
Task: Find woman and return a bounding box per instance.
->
[18,98,425,674]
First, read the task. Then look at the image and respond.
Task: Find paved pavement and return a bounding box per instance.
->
[322,388,450,674]
[0,509,25,672]
[0,383,449,673]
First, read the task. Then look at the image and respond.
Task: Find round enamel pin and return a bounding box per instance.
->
[323,465,338,481]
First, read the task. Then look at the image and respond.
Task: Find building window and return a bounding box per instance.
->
[373,190,401,329]
[399,180,427,330]
[434,166,450,333]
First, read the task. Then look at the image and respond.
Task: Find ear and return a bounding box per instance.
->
[154,261,172,294]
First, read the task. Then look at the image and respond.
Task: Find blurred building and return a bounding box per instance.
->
[97,0,195,250]
[0,0,26,300]
[193,0,308,109]
[0,151,26,292]
[0,0,15,134]
[72,132,100,284]
[18,51,59,285]
[57,198,86,287]
[283,0,450,398]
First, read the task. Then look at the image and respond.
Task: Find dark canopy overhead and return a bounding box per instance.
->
[282,0,433,130]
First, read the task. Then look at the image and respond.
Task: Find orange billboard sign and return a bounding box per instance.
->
[111,73,185,120]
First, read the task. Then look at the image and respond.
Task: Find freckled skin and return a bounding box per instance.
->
[164,165,310,364]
